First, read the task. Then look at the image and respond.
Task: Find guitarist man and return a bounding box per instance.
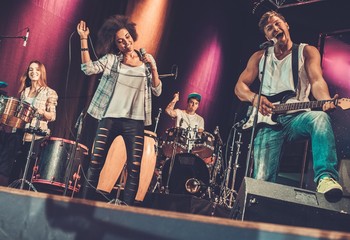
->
[234,11,343,197]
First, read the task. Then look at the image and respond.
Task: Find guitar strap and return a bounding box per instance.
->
[292,43,300,92]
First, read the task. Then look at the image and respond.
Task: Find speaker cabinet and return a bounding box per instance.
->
[339,159,350,197]
[231,177,350,232]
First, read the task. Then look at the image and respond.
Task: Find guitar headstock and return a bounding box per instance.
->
[337,98,350,110]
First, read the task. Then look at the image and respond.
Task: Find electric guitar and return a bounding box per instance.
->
[242,90,350,130]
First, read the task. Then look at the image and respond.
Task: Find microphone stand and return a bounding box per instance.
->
[244,47,270,178]
[151,108,163,193]
[0,35,26,40]
[63,110,84,197]
[159,64,178,79]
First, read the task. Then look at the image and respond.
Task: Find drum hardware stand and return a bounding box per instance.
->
[207,126,224,203]
[152,166,163,193]
[9,114,42,191]
[63,109,85,197]
[108,165,127,205]
[164,118,184,194]
[150,108,162,193]
[219,123,243,208]
[208,145,223,202]
[153,108,162,134]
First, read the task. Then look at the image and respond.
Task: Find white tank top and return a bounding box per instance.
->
[104,63,146,120]
[258,43,311,102]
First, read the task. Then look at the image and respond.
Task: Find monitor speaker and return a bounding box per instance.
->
[231,177,350,232]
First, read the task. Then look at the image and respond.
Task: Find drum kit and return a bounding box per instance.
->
[94,108,232,206]
[0,90,87,196]
[1,85,242,206]
[96,124,226,204]
[149,121,246,209]
[159,127,217,195]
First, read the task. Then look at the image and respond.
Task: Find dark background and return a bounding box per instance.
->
[1,0,349,191]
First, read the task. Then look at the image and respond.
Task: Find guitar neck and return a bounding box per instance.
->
[273,99,336,114]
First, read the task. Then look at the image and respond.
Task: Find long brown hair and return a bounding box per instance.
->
[18,60,48,95]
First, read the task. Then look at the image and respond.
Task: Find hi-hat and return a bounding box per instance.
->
[0,81,8,88]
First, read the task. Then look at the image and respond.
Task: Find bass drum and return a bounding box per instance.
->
[32,137,89,193]
[161,153,209,196]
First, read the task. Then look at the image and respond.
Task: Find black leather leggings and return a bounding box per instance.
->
[82,118,144,205]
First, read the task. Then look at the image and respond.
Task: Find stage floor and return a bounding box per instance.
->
[0,185,350,240]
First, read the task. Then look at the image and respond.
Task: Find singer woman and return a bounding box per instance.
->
[77,15,162,205]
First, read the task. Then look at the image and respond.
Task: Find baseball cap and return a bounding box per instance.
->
[187,92,202,102]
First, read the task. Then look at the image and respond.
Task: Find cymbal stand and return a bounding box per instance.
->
[229,131,242,205]
[219,124,242,208]
[10,114,41,191]
[108,165,127,205]
[151,108,163,193]
[63,110,85,197]
[208,144,223,202]
[164,119,184,194]
[153,108,162,133]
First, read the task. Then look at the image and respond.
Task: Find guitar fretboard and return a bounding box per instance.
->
[273,99,336,114]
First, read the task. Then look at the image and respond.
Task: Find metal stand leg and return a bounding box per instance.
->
[9,116,42,191]
[108,164,127,205]
[63,110,85,197]
[219,126,242,208]
[164,127,182,194]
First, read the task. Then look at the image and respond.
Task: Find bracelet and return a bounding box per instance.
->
[81,48,89,51]
[80,38,88,40]
[251,93,257,104]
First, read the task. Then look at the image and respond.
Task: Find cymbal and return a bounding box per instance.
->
[0,81,8,88]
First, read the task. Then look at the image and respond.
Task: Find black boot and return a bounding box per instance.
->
[80,166,101,200]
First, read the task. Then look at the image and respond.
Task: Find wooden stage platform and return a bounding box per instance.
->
[0,182,350,240]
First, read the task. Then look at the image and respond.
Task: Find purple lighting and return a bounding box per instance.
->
[323,37,350,95]
[184,34,223,118]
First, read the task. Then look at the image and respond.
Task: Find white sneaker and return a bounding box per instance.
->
[316,177,343,197]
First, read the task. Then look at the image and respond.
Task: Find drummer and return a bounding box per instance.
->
[0,60,58,186]
[165,92,204,136]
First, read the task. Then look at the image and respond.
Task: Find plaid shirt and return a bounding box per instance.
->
[21,86,58,140]
[81,54,162,126]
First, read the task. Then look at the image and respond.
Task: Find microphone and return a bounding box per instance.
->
[23,28,29,47]
[214,126,223,145]
[140,48,151,70]
[159,64,178,79]
[159,73,175,78]
[259,38,277,49]
[172,64,178,80]
[75,110,84,129]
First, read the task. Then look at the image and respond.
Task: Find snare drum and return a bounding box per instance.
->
[0,97,35,129]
